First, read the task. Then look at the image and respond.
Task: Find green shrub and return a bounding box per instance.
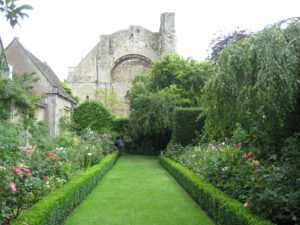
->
[172,107,204,146]
[11,151,119,225]
[72,100,114,133]
[159,156,274,225]
[163,142,187,161]
[113,116,130,136]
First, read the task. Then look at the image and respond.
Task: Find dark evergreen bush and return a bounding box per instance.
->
[113,117,129,136]
[72,100,114,133]
[172,108,204,146]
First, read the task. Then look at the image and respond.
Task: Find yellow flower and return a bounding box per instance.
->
[251,160,260,168]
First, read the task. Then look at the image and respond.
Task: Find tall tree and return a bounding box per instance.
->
[0,0,32,27]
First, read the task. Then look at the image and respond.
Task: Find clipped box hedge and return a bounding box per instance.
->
[11,151,119,225]
[172,108,204,146]
[159,155,275,225]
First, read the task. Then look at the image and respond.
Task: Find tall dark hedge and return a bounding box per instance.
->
[172,108,204,146]
[113,117,129,136]
[72,100,113,133]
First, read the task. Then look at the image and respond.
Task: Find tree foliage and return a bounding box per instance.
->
[0,0,32,27]
[126,74,178,136]
[95,87,124,112]
[201,19,300,155]
[209,29,250,62]
[150,53,213,106]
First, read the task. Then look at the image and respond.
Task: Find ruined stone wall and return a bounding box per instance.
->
[66,12,176,115]
[67,44,99,101]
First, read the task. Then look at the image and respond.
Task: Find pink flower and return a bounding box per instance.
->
[98,149,101,152]
[102,134,112,138]
[248,152,253,157]
[10,183,16,192]
[242,154,248,159]
[53,162,56,165]
[13,167,21,174]
[244,202,248,208]
[237,142,242,148]
[24,170,32,175]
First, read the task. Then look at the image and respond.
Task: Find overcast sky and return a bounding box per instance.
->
[1,0,299,81]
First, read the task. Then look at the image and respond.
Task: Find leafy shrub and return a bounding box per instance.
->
[113,116,130,137]
[171,107,204,146]
[28,120,54,151]
[163,142,187,161]
[11,151,119,225]
[0,119,117,223]
[164,140,300,225]
[160,156,274,225]
[72,100,114,133]
[230,123,250,146]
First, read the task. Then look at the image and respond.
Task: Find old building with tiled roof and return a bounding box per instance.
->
[5,37,76,137]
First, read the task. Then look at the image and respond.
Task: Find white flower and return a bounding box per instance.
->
[221,142,225,145]
[191,154,196,158]
[0,166,6,171]
[87,153,92,156]
[221,167,229,171]
[292,216,297,221]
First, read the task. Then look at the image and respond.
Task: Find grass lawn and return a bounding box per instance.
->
[64,155,214,225]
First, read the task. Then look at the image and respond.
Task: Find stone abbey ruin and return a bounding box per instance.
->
[66,12,176,115]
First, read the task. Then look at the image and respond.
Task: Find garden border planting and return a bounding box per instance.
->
[159,155,275,225]
[11,151,119,225]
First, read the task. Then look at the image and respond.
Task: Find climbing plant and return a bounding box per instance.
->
[0,70,39,129]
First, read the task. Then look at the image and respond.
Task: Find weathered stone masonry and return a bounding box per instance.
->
[66,12,176,115]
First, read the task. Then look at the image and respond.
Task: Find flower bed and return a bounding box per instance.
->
[0,121,118,224]
[11,150,119,225]
[159,155,274,225]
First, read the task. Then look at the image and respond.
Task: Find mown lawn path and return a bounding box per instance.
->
[64,155,214,225]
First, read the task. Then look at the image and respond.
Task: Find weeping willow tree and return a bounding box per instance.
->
[201,18,300,154]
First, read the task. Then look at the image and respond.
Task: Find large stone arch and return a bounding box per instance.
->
[110,54,153,115]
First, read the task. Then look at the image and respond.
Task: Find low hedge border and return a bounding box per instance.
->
[159,155,275,225]
[11,151,119,225]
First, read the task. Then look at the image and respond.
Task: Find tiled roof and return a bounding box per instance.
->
[13,38,76,103]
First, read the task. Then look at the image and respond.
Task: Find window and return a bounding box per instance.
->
[8,64,13,80]
[86,96,89,100]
